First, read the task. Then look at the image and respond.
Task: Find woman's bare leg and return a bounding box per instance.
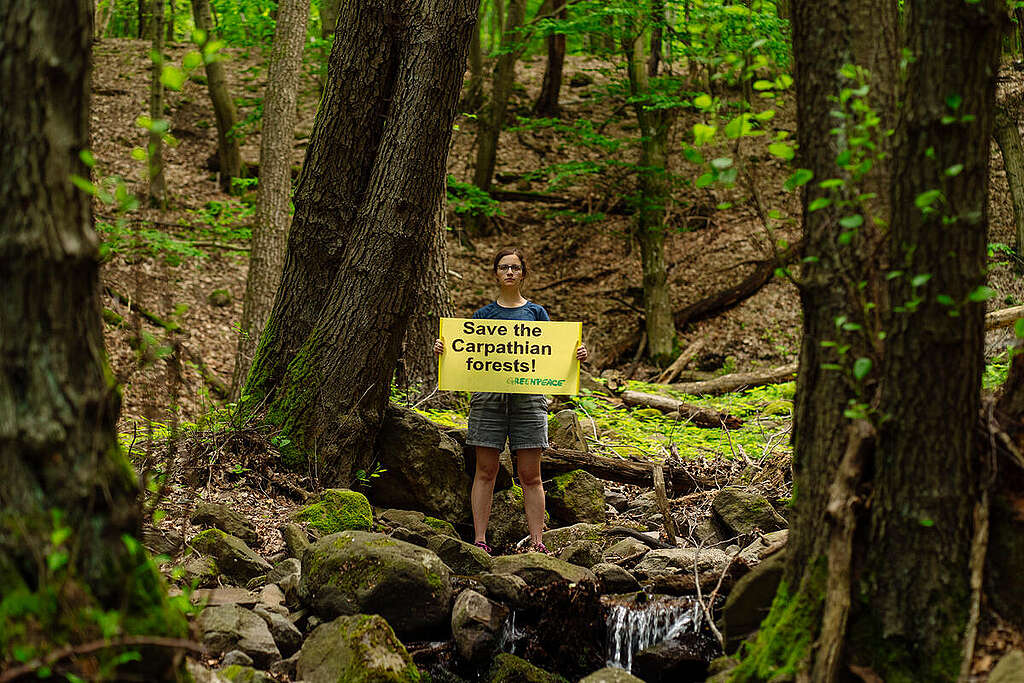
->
[472,446,501,545]
[516,448,545,546]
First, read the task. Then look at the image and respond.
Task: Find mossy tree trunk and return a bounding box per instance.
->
[191,0,246,193]
[231,0,310,399]
[242,0,478,484]
[732,0,1002,681]
[0,0,185,674]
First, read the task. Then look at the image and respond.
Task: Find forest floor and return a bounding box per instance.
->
[91,38,1024,678]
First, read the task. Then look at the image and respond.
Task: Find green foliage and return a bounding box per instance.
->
[447,175,503,217]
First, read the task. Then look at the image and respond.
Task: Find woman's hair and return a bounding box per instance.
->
[492,247,528,276]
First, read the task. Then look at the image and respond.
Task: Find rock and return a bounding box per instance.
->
[549,409,589,451]
[257,584,285,611]
[299,531,452,639]
[296,614,420,683]
[427,535,494,575]
[990,650,1024,683]
[220,650,253,668]
[648,572,733,595]
[373,404,472,521]
[268,653,299,680]
[267,557,301,599]
[712,488,788,537]
[542,523,606,555]
[592,563,641,594]
[208,289,232,307]
[491,553,597,588]
[578,667,645,682]
[569,72,594,87]
[192,587,257,607]
[197,604,281,668]
[487,653,566,682]
[476,572,529,609]
[634,547,732,580]
[186,659,230,683]
[379,508,460,540]
[605,491,629,511]
[253,606,303,657]
[738,529,788,569]
[557,540,603,569]
[579,370,609,395]
[625,490,658,516]
[489,485,531,548]
[191,529,272,584]
[278,523,309,560]
[694,518,726,547]
[451,589,510,665]
[544,470,606,525]
[719,552,786,654]
[291,488,372,535]
[602,537,650,563]
[218,664,275,683]
[181,554,220,588]
[389,526,431,547]
[191,500,259,545]
[632,633,718,682]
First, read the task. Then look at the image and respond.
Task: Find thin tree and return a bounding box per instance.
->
[191,0,245,193]
[532,0,567,118]
[0,0,186,675]
[242,0,479,483]
[320,0,341,38]
[148,0,167,208]
[231,0,310,398]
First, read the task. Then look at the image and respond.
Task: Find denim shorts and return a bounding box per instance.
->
[466,392,549,451]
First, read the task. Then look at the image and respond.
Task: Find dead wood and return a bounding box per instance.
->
[540,447,719,493]
[619,390,744,429]
[652,463,678,544]
[669,362,798,396]
[656,338,704,384]
[985,304,1024,331]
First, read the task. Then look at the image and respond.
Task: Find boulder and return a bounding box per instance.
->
[373,404,472,522]
[605,490,629,512]
[491,553,597,588]
[544,470,606,525]
[197,604,281,668]
[299,531,452,639]
[257,584,285,611]
[487,653,567,683]
[634,547,732,580]
[711,488,787,537]
[489,485,531,548]
[278,523,310,560]
[632,633,718,682]
[737,529,788,569]
[549,409,589,451]
[191,529,272,584]
[218,665,275,683]
[181,554,220,588]
[591,563,640,594]
[602,537,650,563]
[556,540,603,569]
[253,606,303,657]
[451,589,510,665]
[718,552,786,654]
[578,667,645,682]
[220,651,253,668]
[541,523,605,555]
[476,572,529,609]
[296,614,420,683]
[990,650,1024,683]
[186,659,231,683]
[427,535,494,575]
[624,490,658,517]
[290,488,372,535]
[267,558,301,600]
[191,500,259,546]
[379,508,459,541]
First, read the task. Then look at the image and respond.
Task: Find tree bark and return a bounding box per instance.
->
[647,0,663,77]
[993,102,1024,264]
[0,0,185,674]
[148,0,166,208]
[138,0,153,38]
[166,0,175,41]
[191,0,245,193]
[532,0,566,118]
[243,0,479,484]
[320,0,341,38]
[461,13,485,112]
[231,0,310,399]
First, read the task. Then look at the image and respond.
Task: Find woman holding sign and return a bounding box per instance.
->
[434,247,587,554]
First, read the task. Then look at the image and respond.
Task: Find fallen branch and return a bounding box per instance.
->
[670,363,797,396]
[540,448,720,493]
[652,463,678,545]
[657,338,705,384]
[602,525,673,549]
[104,286,182,333]
[619,390,744,429]
[986,304,1024,331]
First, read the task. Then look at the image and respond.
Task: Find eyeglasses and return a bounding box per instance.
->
[497,264,522,273]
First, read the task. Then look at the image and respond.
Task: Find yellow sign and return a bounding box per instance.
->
[438,317,581,395]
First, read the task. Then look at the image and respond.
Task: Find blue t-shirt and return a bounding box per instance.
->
[472,301,550,322]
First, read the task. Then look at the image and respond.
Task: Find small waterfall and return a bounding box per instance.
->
[604,596,703,672]
[497,609,528,655]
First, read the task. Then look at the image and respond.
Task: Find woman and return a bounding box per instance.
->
[434,247,588,554]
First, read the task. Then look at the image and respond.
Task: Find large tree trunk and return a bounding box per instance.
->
[993,101,1024,264]
[532,0,566,118]
[148,0,167,207]
[624,26,676,365]
[467,0,526,236]
[732,0,1001,680]
[231,0,310,399]
[320,0,341,38]
[191,0,245,193]
[461,10,485,112]
[243,0,478,484]
[0,0,185,675]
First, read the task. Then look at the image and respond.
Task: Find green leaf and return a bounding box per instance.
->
[783,169,814,191]
[694,93,713,109]
[968,286,997,302]
[696,172,715,188]
[852,357,872,381]
[683,147,704,164]
[915,189,942,209]
[936,294,955,306]
[724,114,753,139]
[70,174,96,195]
[839,214,864,229]
[945,94,962,110]
[79,149,95,167]
[919,518,935,527]
[1014,318,1024,338]
[710,157,733,170]
[775,74,794,89]
[183,51,203,70]
[768,142,794,160]
[131,147,147,161]
[819,178,845,189]
[753,79,775,91]
[160,65,187,91]
[911,273,932,288]
[944,164,964,177]
[808,197,831,212]
[837,231,854,245]
[693,123,717,146]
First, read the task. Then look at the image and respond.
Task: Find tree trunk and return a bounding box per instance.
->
[191,0,245,193]
[993,102,1024,264]
[148,0,166,208]
[647,0,663,77]
[320,0,341,38]
[243,0,479,484]
[0,0,185,674]
[138,0,153,38]
[231,0,310,399]
[166,0,175,41]
[624,28,676,364]
[467,0,526,235]
[461,15,485,113]
[532,0,566,118]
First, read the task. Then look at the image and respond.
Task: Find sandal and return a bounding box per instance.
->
[531,542,551,555]
[473,541,492,555]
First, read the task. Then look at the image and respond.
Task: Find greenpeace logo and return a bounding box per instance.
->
[506,377,566,387]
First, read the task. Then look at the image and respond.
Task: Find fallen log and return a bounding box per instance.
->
[670,362,798,397]
[620,390,744,429]
[986,305,1024,331]
[657,338,705,384]
[539,448,720,494]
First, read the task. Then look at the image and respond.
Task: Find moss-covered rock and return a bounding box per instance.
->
[578,666,645,682]
[219,664,275,683]
[197,604,280,668]
[299,531,452,639]
[426,535,493,575]
[711,488,787,537]
[490,553,597,588]
[296,614,421,683]
[488,485,530,548]
[541,523,605,555]
[487,653,567,682]
[544,470,605,525]
[292,489,373,534]
[208,289,233,307]
[451,589,509,665]
[192,500,259,545]
[191,529,271,584]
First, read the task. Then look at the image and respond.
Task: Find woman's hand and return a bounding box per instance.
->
[434,337,444,356]
[576,343,588,362]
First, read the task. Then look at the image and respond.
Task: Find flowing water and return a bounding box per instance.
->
[603,595,704,672]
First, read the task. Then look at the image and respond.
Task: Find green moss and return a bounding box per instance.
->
[422,516,457,537]
[331,614,421,682]
[487,653,567,682]
[293,490,372,534]
[102,307,124,327]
